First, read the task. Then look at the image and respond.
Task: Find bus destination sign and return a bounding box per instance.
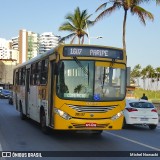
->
[63,46,123,60]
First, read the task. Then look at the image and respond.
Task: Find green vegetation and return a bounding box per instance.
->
[95,0,154,53]
[135,88,160,102]
[59,7,94,44]
[130,64,160,90]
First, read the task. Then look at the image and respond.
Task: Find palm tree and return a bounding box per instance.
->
[74,84,83,93]
[156,0,160,4]
[59,7,94,44]
[131,64,141,86]
[155,67,160,90]
[95,0,154,53]
[144,65,155,90]
[141,67,147,89]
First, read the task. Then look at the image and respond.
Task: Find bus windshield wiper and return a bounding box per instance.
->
[72,56,88,75]
[72,56,89,85]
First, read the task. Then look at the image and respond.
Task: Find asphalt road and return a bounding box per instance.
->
[0,99,160,160]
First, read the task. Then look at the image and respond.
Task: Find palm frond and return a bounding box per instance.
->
[74,7,81,28]
[95,2,108,12]
[131,5,154,25]
[59,7,94,44]
[156,0,160,4]
[59,22,76,31]
[95,4,119,22]
[65,14,75,23]
[59,33,76,43]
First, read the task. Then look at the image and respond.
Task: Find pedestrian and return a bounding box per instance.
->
[141,93,148,100]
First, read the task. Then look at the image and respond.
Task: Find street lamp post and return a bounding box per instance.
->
[89,36,103,44]
[85,20,103,44]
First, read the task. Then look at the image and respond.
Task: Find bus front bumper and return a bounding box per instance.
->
[53,114,124,130]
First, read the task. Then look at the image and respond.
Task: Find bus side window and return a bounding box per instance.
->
[40,59,48,85]
[18,69,21,85]
[21,68,26,85]
[30,63,36,85]
[36,61,41,85]
[16,71,19,85]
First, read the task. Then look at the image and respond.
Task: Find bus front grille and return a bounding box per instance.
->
[68,105,116,113]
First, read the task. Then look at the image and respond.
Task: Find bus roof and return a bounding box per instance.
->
[14,44,124,70]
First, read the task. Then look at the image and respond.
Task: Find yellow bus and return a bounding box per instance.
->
[13,44,127,135]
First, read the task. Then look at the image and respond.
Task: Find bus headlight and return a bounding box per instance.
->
[54,108,72,120]
[111,111,123,120]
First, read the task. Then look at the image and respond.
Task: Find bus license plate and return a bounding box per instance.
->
[85,123,97,127]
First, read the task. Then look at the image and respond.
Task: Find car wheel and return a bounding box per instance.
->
[149,125,157,130]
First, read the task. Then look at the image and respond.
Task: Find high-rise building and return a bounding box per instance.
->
[39,32,60,54]
[0,29,60,86]
[0,38,18,61]
[27,31,39,60]
[12,37,19,51]
[18,29,39,63]
[12,30,60,64]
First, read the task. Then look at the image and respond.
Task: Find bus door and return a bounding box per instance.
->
[48,61,56,127]
[25,68,30,116]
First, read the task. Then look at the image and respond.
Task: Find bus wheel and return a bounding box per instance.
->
[20,103,26,120]
[40,111,48,134]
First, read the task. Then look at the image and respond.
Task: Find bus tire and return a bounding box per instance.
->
[20,102,26,120]
[40,110,48,134]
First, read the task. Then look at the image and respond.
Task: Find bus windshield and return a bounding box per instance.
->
[57,60,126,101]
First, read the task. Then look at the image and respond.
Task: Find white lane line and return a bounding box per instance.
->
[104,131,160,151]
[0,143,2,151]
[0,143,6,160]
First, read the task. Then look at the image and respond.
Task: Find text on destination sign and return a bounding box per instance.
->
[63,46,123,60]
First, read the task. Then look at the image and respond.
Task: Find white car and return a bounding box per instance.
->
[123,99,159,130]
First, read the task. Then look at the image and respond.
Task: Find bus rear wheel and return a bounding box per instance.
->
[40,111,48,134]
[20,103,26,120]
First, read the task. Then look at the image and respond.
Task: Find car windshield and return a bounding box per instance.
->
[57,60,126,101]
[129,102,155,108]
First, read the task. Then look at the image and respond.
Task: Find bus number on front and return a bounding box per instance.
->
[70,48,82,55]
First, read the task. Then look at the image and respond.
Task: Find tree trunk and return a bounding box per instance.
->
[78,37,81,44]
[123,10,127,54]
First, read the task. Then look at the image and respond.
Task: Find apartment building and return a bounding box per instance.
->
[0,38,17,85]
[0,29,60,86]
[18,29,39,63]
[39,32,60,54]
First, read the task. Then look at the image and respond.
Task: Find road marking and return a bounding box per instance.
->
[0,143,2,151]
[104,131,160,151]
[0,143,6,160]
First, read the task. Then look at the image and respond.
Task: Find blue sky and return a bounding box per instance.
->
[0,0,160,69]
